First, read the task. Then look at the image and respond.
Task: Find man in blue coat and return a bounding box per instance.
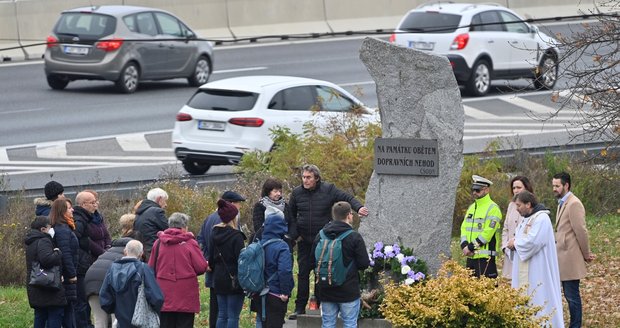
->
[99,240,163,327]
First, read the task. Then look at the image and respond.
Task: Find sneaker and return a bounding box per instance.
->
[288,310,306,320]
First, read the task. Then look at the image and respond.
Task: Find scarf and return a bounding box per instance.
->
[260,196,285,212]
[64,214,76,230]
[92,211,103,225]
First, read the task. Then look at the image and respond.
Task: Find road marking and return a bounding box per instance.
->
[0,149,8,162]
[498,95,558,114]
[463,105,500,119]
[117,134,154,152]
[213,67,267,74]
[37,144,67,158]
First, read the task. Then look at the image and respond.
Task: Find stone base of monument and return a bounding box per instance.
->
[296,309,392,328]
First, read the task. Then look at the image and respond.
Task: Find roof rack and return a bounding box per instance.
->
[461,2,503,12]
[415,1,456,10]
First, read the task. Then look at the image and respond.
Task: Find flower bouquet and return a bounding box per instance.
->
[360,241,428,318]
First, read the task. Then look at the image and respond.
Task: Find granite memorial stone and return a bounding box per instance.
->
[358,37,464,274]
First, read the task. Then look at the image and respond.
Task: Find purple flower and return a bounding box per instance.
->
[404,256,417,264]
[392,244,401,255]
[414,272,426,281]
[374,242,384,252]
[370,260,375,267]
[372,250,384,259]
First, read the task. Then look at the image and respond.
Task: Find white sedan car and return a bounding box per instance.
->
[172,75,373,175]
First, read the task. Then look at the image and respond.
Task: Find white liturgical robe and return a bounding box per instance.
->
[512,208,564,328]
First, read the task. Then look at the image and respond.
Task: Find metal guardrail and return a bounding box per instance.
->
[0,141,616,214]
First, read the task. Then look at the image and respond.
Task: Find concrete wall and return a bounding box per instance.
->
[0,0,604,61]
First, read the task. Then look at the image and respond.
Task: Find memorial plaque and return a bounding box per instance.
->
[374,138,439,176]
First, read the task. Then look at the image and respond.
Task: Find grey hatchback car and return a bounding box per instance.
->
[44,5,214,93]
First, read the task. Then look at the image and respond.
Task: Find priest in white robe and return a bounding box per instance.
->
[507,190,564,328]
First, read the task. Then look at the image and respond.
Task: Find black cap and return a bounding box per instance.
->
[221,190,246,202]
[44,181,64,200]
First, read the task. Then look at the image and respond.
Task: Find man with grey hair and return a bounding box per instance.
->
[149,212,208,327]
[134,187,169,260]
[288,164,368,319]
[100,240,164,328]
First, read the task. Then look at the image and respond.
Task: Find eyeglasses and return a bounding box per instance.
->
[84,200,99,205]
[471,188,483,193]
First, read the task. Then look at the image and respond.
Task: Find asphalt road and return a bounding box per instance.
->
[0,21,603,190]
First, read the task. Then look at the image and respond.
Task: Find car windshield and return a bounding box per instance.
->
[399,12,461,33]
[187,89,259,111]
[55,12,116,38]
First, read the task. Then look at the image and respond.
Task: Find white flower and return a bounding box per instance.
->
[396,253,405,262]
[401,265,411,275]
[384,245,394,254]
[404,278,415,285]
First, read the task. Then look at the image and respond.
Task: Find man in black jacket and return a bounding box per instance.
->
[311,201,370,327]
[288,164,368,319]
[134,187,169,260]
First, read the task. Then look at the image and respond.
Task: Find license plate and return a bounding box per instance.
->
[63,46,89,55]
[198,120,226,131]
[408,41,435,51]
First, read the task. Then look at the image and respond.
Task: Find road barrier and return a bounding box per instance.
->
[0,0,602,61]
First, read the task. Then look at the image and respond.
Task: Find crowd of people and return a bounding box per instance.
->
[24,166,594,328]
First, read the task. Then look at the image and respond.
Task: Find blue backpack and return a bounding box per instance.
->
[237,238,280,294]
[315,229,354,287]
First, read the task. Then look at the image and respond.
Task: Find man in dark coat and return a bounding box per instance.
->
[84,237,132,328]
[310,202,370,328]
[134,188,169,260]
[288,164,368,319]
[73,191,105,328]
[25,216,67,327]
[100,240,164,327]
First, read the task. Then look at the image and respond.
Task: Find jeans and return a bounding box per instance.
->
[562,280,582,328]
[216,294,245,328]
[321,298,360,328]
[34,306,64,328]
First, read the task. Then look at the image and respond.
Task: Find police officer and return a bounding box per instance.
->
[460,175,502,278]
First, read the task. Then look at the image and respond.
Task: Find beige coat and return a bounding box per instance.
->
[555,193,591,281]
[501,202,522,279]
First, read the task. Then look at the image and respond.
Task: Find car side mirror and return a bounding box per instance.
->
[529,25,539,35]
[186,31,196,40]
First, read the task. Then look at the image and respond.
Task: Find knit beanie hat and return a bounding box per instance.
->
[217,199,238,224]
[44,181,64,200]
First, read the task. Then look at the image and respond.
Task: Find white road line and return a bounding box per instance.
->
[213,67,267,74]
[498,95,559,114]
[463,127,585,140]
[2,129,173,151]
[463,105,500,119]
[117,134,153,151]
[339,81,375,87]
[36,143,67,158]
[465,122,568,127]
[0,161,178,175]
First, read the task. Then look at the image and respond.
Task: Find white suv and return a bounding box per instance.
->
[172,76,374,175]
[390,3,559,96]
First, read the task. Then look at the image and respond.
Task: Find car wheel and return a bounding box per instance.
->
[115,62,139,93]
[47,74,69,90]
[534,53,558,90]
[466,60,491,97]
[188,56,211,87]
[182,159,210,175]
